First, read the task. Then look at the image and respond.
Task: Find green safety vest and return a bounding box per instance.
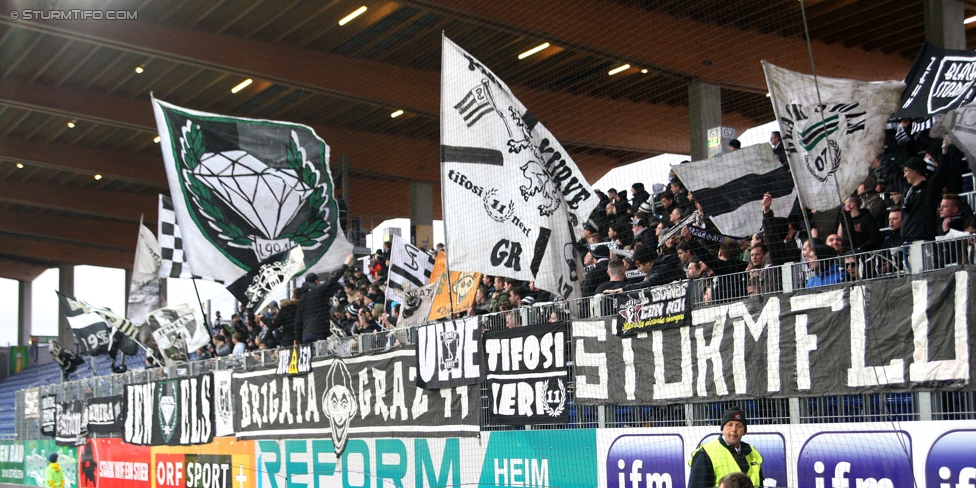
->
[689,438,763,487]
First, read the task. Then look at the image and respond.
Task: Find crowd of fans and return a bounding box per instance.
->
[189,119,974,355]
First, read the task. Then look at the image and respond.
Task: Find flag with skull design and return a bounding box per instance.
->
[151,98,353,286]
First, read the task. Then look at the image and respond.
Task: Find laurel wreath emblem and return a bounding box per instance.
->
[179,122,332,250]
[541,378,567,417]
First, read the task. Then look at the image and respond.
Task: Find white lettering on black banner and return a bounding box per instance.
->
[416,316,483,389]
[484,323,569,425]
[574,267,975,405]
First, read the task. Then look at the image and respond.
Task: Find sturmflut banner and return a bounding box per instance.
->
[84,396,124,435]
[123,374,214,446]
[484,323,570,425]
[440,35,594,300]
[415,316,483,390]
[231,347,479,455]
[574,267,975,405]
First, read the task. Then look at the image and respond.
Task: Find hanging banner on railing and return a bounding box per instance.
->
[23,389,39,418]
[416,316,483,390]
[40,395,56,437]
[77,438,151,488]
[275,344,313,376]
[55,401,86,446]
[231,347,479,455]
[122,374,214,446]
[85,396,124,435]
[484,323,570,425]
[575,266,976,405]
[615,281,691,336]
[212,370,235,438]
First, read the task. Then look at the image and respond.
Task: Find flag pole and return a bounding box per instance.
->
[191,279,214,343]
[762,60,815,238]
[797,0,856,243]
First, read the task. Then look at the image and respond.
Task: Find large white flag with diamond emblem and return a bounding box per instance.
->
[440,36,595,300]
[151,98,353,285]
[763,61,904,211]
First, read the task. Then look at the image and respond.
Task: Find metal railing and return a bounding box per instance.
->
[10,236,976,439]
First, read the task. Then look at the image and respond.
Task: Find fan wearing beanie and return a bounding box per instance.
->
[45,453,65,488]
[688,407,764,488]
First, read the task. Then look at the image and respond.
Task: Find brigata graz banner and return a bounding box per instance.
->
[123,374,214,446]
[231,347,479,455]
[575,266,975,405]
[484,323,570,425]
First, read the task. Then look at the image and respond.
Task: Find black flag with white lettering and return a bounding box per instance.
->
[896,42,976,118]
[55,400,86,446]
[85,395,124,435]
[40,394,56,437]
[415,316,484,389]
[616,281,691,336]
[484,323,570,425]
[123,374,214,446]
[231,347,479,455]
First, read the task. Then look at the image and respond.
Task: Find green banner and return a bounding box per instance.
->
[9,346,29,374]
[0,441,25,484]
[23,440,77,488]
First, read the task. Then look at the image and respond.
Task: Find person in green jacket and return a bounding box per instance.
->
[45,453,65,488]
[688,407,764,488]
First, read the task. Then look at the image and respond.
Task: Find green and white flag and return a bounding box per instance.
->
[151,98,352,285]
[763,61,904,211]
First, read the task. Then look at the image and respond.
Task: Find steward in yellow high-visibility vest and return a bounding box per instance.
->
[688,407,763,488]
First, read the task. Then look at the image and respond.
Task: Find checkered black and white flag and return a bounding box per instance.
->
[158,195,222,283]
[158,194,193,279]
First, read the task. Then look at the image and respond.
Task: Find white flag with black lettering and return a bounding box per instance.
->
[763,61,903,211]
[673,144,796,237]
[128,223,162,325]
[440,36,595,300]
[145,304,208,366]
[385,234,435,303]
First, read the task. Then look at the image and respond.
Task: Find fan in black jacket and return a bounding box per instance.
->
[294,253,355,344]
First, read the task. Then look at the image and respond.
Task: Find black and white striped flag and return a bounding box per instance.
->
[453,79,502,128]
[385,234,435,302]
[672,143,796,238]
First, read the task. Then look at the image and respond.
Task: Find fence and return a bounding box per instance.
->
[13,236,976,439]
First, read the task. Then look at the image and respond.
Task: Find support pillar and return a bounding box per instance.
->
[18,279,32,346]
[409,181,434,251]
[57,264,74,350]
[924,0,966,49]
[688,80,722,162]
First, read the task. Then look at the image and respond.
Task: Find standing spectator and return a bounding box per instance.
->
[232,333,246,356]
[594,259,627,294]
[213,335,231,357]
[804,242,846,288]
[839,195,883,252]
[881,145,950,243]
[294,254,356,344]
[728,139,741,152]
[858,176,886,222]
[45,453,64,488]
[938,194,965,235]
[276,287,302,347]
[630,183,651,215]
[581,245,611,297]
[770,131,787,166]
